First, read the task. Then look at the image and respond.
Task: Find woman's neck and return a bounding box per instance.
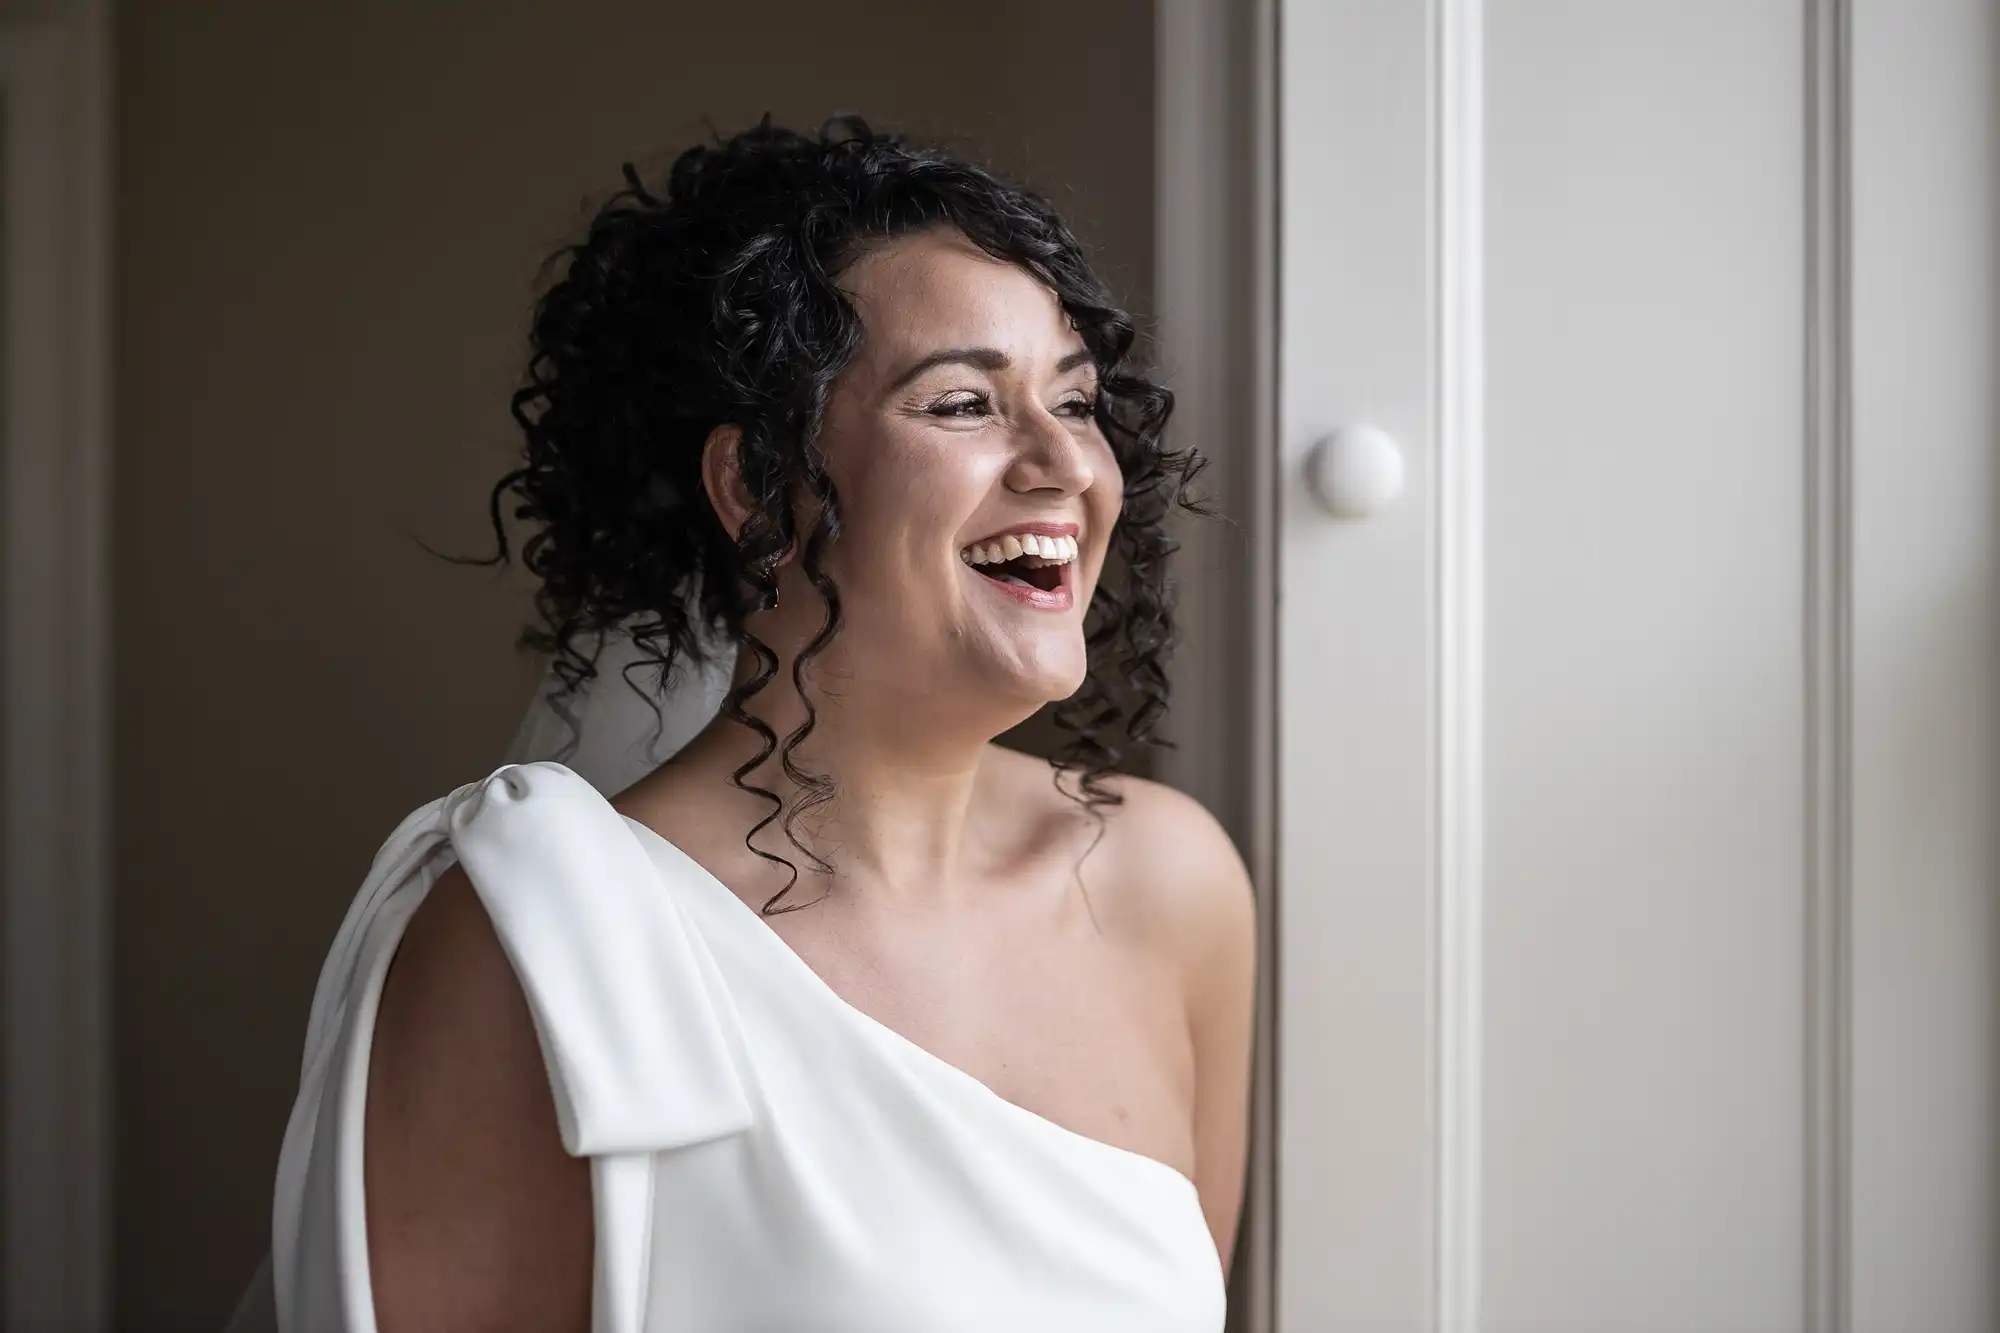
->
[662,648,1021,901]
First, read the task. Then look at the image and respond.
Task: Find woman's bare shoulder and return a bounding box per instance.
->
[1094,772,1254,951]
[363,862,593,1332]
[979,747,1253,952]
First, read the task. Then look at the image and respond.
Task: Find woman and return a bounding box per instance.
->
[270,117,1255,1332]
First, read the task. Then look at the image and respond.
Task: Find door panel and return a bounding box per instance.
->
[1482,5,1805,1329]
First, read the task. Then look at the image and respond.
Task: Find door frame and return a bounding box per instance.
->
[1154,2,1280,1327]
[0,2,115,1327]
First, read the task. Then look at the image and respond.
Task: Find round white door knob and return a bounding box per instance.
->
[1305,424,1406,518]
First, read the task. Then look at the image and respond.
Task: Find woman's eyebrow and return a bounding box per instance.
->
[883,345,1096,395]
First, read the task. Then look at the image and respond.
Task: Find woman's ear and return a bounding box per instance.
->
[702,423,800,570]
[700,424,752,542]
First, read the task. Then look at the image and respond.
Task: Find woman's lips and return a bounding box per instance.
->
[964,554,1075,611]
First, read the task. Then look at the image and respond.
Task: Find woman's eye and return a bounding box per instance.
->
[928,392,991,418]
[1058,396,1098,418]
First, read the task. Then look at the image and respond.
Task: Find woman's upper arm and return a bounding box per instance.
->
[363,862,594,1333]
[1178,814,1257,1269]
[1106,779,1258,1267]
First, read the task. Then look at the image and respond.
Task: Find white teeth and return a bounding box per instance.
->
[959,532,1080,567]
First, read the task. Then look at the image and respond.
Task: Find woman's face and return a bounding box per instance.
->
[802,228,1123,727]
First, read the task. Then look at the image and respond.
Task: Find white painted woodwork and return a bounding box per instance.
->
[1265,1,2000,1330]
[1850,3,2000,1329]
[1277,0,1440,1323]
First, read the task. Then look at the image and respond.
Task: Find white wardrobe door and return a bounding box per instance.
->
[1274,2,2000,1330]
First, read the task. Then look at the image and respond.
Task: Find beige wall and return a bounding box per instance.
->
[113,3,1153,1325]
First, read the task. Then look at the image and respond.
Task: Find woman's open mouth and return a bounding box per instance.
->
[959,530,1078,609]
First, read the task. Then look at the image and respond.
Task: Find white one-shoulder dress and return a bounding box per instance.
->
[270,761,1226,1332]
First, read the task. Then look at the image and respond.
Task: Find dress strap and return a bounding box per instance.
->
[449,762,755,1333]
[446,761,756,1156]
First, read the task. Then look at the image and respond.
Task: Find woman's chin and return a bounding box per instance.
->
[985,657,1088,712]
[943,632,1089,721]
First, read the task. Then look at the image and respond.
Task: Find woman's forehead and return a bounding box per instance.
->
[842,232,1082,372]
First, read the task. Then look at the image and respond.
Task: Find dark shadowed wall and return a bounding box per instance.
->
[113,2,1153,1324]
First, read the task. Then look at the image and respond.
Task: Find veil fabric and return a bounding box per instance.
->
[500,623,738,795]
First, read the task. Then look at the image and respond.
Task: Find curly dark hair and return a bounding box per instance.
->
[479,115,1205,913]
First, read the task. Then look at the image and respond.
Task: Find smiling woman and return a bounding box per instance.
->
[487,120,1207,882]
[262,117,1255,1333]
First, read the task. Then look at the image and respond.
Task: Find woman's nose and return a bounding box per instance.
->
[1003,408,1096,496]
